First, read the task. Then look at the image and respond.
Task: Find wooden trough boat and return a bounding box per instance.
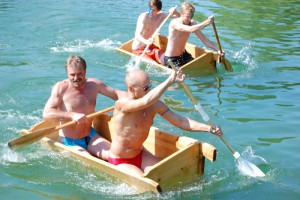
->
[116,34,231,74]
[20,112,217,193]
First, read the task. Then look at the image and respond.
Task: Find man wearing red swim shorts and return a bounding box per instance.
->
[103,69,222,176]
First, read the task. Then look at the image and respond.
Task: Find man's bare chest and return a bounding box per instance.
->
[63,90,96,111]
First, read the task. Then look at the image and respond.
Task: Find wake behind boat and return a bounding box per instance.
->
[20,112,217,193]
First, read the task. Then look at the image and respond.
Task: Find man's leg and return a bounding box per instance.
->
[87,134,111,160]
[116,163,144,176]
[142,148,160,173]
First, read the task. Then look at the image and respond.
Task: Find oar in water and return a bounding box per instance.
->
[168,59,265,177]
[8,106,115,150]
[135,6,177,67]
[212,21,233,72]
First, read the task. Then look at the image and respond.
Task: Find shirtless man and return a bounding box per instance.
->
[43,55,125,157]
[107,69,222,176]
[132,0,179,64]
[164,2,224,68]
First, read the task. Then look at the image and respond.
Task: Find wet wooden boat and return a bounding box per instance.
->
[116,34,231,74]
[20,112,217,193]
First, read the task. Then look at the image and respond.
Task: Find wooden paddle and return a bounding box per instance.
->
[168,59,265,177]
[8,106,115,150]
[212,22,233,72]
[135,6,177,67]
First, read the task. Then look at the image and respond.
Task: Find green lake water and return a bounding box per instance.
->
[0,0,299,199]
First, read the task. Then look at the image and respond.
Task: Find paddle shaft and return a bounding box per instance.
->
[168,61,266,177]
[168,59,236,154]
[8,106,114,150]
[212,22,233,71]
[212,22,223,54]
[47,106,115,130]
[135,6,176,67]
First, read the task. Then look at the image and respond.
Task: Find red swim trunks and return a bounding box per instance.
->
[108,151,143,168]
[133,44,164,64]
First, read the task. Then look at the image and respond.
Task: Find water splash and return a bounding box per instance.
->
[241,146,267,164]
[0,144,27,164]
[144,62,170,78]
[235,146,267,177]
[124,56,170,79]
[232,41,258,71]
[125,56,140,72]
[50,38,122,53]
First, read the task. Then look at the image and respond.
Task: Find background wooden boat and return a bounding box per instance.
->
[116,34,230,75]
[21,113,217,194]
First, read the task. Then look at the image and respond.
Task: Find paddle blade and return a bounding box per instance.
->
[8,126,56,150]
[234,152,265,177]
[223,58,233,71]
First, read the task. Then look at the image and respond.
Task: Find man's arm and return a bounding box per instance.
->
[194,31,219,52]
[156,101,222,136]
[42,82,74,122]
[156,101,210,132]
[171,16,213,33]
[118,70,184,113]
[97,80,126,100]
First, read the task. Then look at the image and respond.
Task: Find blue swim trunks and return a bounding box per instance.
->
[58,127,98,149]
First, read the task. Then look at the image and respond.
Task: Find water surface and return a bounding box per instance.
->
[1,0,299,199]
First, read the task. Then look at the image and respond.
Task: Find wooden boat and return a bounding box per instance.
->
[116,34,232,74]
[20,112,217,194]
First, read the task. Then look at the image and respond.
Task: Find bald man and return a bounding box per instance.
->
[101,69,222,176]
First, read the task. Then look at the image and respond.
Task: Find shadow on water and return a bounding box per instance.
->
[257,136,296,147]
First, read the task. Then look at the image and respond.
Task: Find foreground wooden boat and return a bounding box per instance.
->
[21,113,217,193]
[116,34,231,74]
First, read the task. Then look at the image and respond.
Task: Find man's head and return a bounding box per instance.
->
[65,55,87,88]
[180,2,195,25]
[148,0,162,17]
[126,69,152,98]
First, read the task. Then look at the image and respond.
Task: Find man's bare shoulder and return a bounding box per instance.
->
[170,18,182,25]
[54,79,68,89]
[138,12,148,20]
[117,90,128,99]
[50,79,69,97]
[115,95,130,110]
[86,77,101,84]
[157,11,168,19]
[85,78,105,91]
[169,18,179,29]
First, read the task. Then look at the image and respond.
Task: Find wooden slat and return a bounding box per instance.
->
[92,114,114,142]
[143,143,202,190]
[143,127,179,159]
[201,142,217,162]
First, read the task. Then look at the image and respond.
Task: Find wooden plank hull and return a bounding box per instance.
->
[116,34,222,75]
[21,113,217,193]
